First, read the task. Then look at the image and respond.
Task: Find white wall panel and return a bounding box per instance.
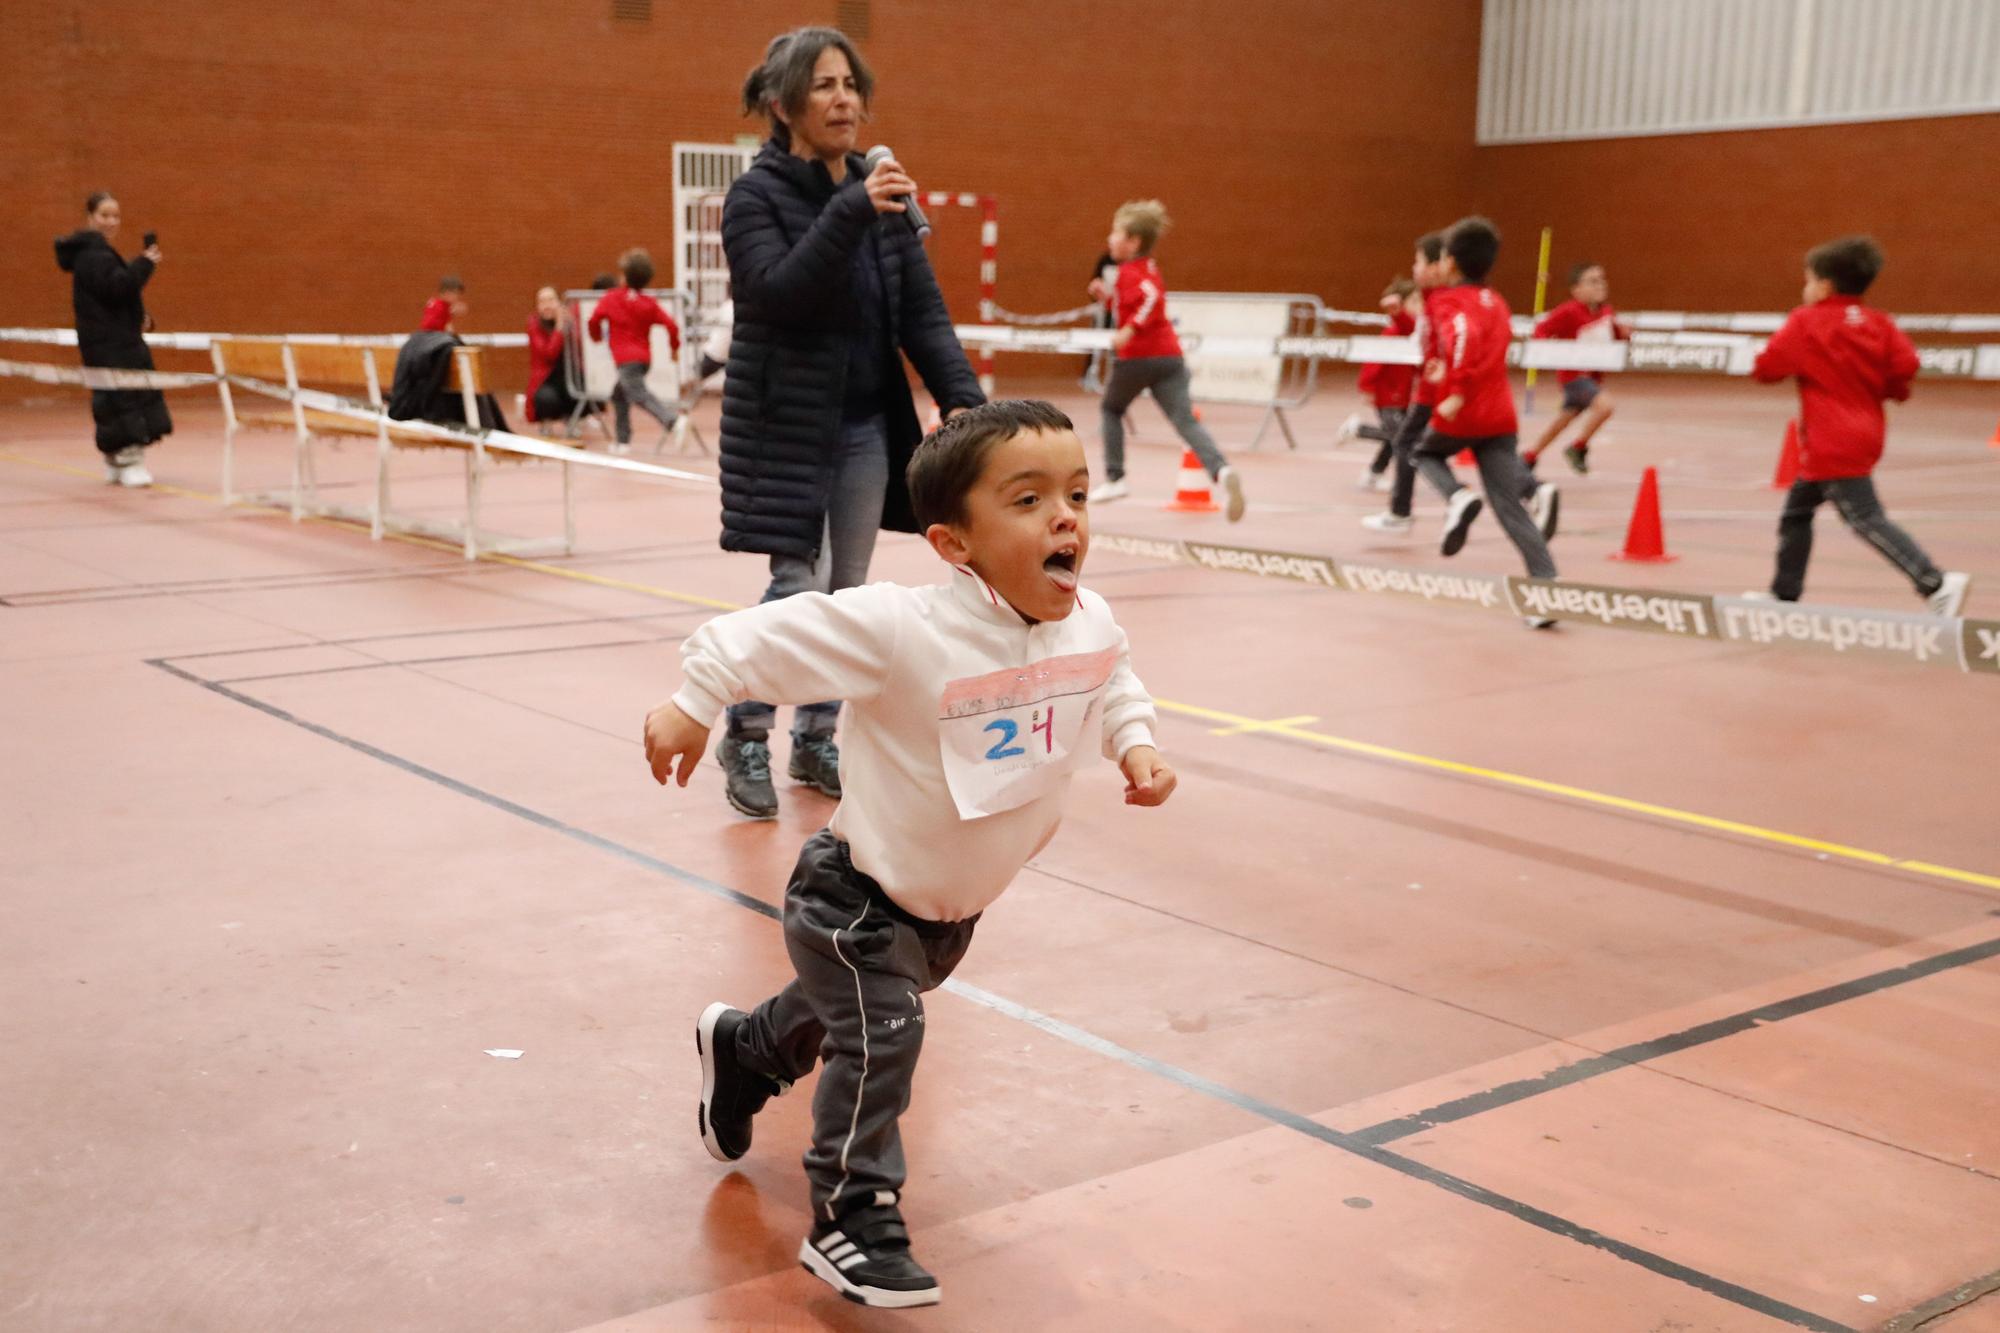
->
[1478,0,2000,143]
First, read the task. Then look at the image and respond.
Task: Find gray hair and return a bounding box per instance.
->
[740,27,874,141]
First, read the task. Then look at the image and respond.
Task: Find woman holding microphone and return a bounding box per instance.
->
[711,26,984,819]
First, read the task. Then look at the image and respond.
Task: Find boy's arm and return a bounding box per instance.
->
[1435,307,1479,408]
[656,303,682,357]
[672,584,904,728]
[1532,304,1572,339]
[1097,627,1172,807]
[1884,321,1920,402]
[586,298,608,340]
[1751,312,1802,383]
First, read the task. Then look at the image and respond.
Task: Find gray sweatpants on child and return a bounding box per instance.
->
[732,829,978,1221]
[1101,355,1228,481]
[612,360,678,444]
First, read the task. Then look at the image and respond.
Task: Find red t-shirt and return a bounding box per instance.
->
[1429,284,1518,439]
[1413,289,1446,407]
[1751,295,1918,481]
[1357,310,1417,408]
[1110,257,1182,360]
[587,287,681,366]
[1533,298,1626,385]
[420,297,454,332]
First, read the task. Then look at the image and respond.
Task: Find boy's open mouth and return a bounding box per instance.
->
[1042,546,1080,593]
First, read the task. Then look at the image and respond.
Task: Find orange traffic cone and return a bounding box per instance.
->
[1610,466,1676,563]
[1771,420,1801,489]
[1163,448,1220,513]
[1455,448,1474,465]
[1987,418,1999,449]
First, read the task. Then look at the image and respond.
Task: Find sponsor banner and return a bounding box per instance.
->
[1180,540,1342,589]
[1338,560,1508,611]
[1510,578,1718,638]
[1091,532,1189,564]
[1623,336,1745,375]
[1714,595,1960,669]
[1916,344,1979,378]
[1961,619,2000,675]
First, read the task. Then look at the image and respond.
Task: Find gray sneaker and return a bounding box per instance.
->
[717,737,777,819]
[788,735,842,799]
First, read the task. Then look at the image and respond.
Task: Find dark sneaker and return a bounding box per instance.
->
[1440,489,1483,556]
[696,1002,786,1163]
[718,737,777,819]
[800,1205,941,1308]
[1563,443,1590,475]
[788,735,842,798]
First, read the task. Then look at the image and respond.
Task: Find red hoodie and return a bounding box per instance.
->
[1533,297,1626,385]
[1357,310,1417,408]
[1412,289,1445,407]
[524,315,565,422]
[1752,294,1918,481]
[588,287,680,366]
[1109,257,1182,360]
[1429,284,1518,438]
[420,296,454,332]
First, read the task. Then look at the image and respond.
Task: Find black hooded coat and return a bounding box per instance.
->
[53,229,173,453]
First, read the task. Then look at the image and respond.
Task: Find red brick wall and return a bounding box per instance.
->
[1468,114,2000,318]
[2,0,1479,396]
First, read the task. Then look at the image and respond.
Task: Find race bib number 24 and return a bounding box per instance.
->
[936,647,1117,820]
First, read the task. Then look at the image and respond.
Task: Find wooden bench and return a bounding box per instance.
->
[211,338,573,558]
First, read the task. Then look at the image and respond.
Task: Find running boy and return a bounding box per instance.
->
[1750,236,1970,615]
[1410,217,1562,624]
[420,276,466,333]
[1087,200,1247,521]
[587,248,681,454]
[1346,278,1420,492]
[1361,232,1447,535]
[1525,261,1629,474]
[643,400,1174,1309]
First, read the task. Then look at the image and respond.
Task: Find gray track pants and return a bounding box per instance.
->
[1412,431,1558,579]
[1772,476,1942,601]
[733,829,978,1221]
[612,360,678,444]
[1101,355,1227,481]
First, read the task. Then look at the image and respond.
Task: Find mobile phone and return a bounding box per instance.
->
[143,231,158,248]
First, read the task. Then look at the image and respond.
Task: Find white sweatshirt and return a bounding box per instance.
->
[672,567,1158,921]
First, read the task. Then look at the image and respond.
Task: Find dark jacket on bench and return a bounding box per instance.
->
[389,331,507,432]
[718,138,984,561]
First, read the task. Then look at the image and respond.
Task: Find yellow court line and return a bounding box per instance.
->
[8,447,1996,894]
[1151,697,2000,893]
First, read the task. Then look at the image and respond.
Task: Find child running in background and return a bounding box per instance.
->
[644,400,1174,1309]
[1361,232,1448,535]
[420,276,466,333]
[587,248,681,454]
[1343,277,1420,491]
[1525,261,1629,474]
[1749,236,1970,616]
[1409,217,1562,625]
[1087,200,1246,521]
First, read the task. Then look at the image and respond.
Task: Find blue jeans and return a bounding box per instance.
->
[726,415,890,743]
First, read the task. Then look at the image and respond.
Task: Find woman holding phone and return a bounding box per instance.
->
[54,192,171,486]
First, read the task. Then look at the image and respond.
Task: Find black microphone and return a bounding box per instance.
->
[863,144,931,239]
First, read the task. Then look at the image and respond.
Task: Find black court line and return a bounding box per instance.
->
[148,656,1864,1333]
[1349,933,2000,1148]
[208,632,692,684]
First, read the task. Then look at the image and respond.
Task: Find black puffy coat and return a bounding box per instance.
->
[53,229,172,450]
[719,139,984,559]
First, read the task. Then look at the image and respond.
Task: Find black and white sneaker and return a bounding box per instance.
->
[1440,490,1483,556]
[1926,571,1971,618]
[1530,482,1560,542]
[800,1204,941,1308]
[696,1002,786,1163]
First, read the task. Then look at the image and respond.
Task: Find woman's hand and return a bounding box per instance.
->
[863,157,915,215]
[643,701,712,786]
[1120,746,1177,807]
[143,244,163,264]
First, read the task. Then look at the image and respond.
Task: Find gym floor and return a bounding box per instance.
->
[3,376,1997,1331]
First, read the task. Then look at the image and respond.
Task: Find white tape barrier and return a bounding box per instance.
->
[1308,311,2000,336]
[0,358,221,390]
[952,324,2000,380]
[0,327,530,351]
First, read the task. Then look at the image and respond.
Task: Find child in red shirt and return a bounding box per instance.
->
[1750,236,1969,615]
[1525,262,1629,474]
[587,248,682,454]
[1348,278,1420,491]
[1087,200,1246,521]
[420,276,466,333]
[1360,232,1449,534]
[1408,217,1561,621]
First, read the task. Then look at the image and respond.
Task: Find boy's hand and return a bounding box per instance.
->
[1111,326,1135,353]
[1423,357,1446,383]
[1437,393,1464,421]
[1120,745,1176,807]
[643,702,712,786]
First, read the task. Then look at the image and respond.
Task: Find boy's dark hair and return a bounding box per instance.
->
[907,400,1075,529]
[1444,216,1501,283]
[438,275,465,294]
[742,27,874,143]
[620,248,655,288]
[1384,277,1418,300]
[590,272,618,290]
[1415,231,1445,263]
[1569,260,1603,285]
[1806,235,1883,296]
